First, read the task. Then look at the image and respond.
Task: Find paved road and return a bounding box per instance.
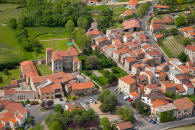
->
[141,116,195,130]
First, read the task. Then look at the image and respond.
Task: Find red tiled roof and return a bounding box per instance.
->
[147,49,161,56]
[122,18,140,30]
[88,30,103,35]
[52,48,78,61]
[125,57,137,63]
[20,61,39,79]
[186,45,195,52]
[163,82,175,88]
[113,39,122,45]
[144,71,155,77]
[155,33,163,39]
[176,84,185,93]
[124,33,133,38]
[72,82,95,90]
[97,37,108,43]
[119,75,136,85]
[4,89,16,95]
[137,74,147,80]
[104,44,115,51]
[151,24,164,31]
[153,5,169,8]
[117,121,133,130]
[152,99,169,108]
[40,83,62,94]
[123,10,133,16]
[11,80,19,86]
[146,84,156,90]
[181,27,194,32]
[174,97,194,111]
[130,91,138,98]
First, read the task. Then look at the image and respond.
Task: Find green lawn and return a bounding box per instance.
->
[160,43,174,58]
[0,67,20,87]
[87,5,110,11]
[174,34,186,46]
[36,65,52,76]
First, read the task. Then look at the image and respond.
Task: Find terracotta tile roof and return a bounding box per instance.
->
[136,48,144,55]
[144,71,155,77]
[46,48,53,51]
[181,27,194,32]
[20,61,39,79]
[189,32,195,36]
[163,82,175,88]
[124,33,133,38]
[137,74,147,80]
[152,99,169,108]
[176,84,185,93]
[174,97,194,111]
[153,5,169,8]
[72,82,95,90]
[4,89,16,95]
[130,92,138,98]
[97,37,108,43]
[159,72,167,78]
[40,83,62,94]
[117,121,133,130]
[123,10,133,16]
[52,48,78,61]
[142,44,153,50]
[163,16,173,23]
[113,39,122,45]
[120,75,136,85]
[88,30,103,35]
[11,80,19,86]
[122,18,140,30]
[147,49,161,56]
[155,33,163,39]
[186,44,195,52]
[73,57,79,63]
[114,48,130,55]
[31,72,75,84]
[104,44,115,51]
[146,84,156,90]
[125,57,137,63]
[151,24,164,31]
[184,82,194,88]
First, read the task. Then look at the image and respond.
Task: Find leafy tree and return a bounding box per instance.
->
[86,56,99,69]
[108,74,117,84]
[116,106,134,122]
[54,104,63,113]
[47,100,54,106]
[0,77,2,83]
[170,28,178,35]
[77,17,88,30]
[137,3,151,18]
[178,51,188,62]
[26,117,34,125]
[175,16,186,27]
[29,123,44,130]
[183,38,191,46]
[65,20,75,32]
[100,117,111,130]
[98,89,116,112]
[98,89,111,103]
[8,18,17,29]
[177,0,185,5]
[49,121,63,130]
[3,68,9,75]
[186,10,195,24]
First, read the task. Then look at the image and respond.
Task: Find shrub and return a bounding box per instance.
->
[49,121,63,130]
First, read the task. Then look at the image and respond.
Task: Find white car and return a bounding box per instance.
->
[123,96,130,100]
[89,99,93,103]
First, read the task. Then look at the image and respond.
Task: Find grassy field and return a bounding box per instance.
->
[161,36,184,57]
[169,124,195,130]
[0,67,20,87]
[36,65,52,76]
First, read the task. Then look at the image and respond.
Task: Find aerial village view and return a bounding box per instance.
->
[0,0,195,130]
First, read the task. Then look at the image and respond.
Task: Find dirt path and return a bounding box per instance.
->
[72,39,82,54]
[39,38,69,42]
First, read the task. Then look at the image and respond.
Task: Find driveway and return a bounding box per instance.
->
[26,105,54,123]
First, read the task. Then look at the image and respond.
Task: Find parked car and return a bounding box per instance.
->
[89,99,93,103]
[124,95,130,100]
[151,121,157,124]
[25,104,31,107]
[128,99,133,102]
[59,98,63,101]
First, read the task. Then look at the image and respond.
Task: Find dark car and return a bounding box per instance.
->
[59,98,63,101]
